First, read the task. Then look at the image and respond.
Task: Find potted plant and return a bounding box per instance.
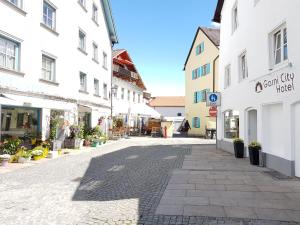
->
[17,149,32,163]
[0,154,11,167]
[248,141,261,165]
[64,125,84,149]
[83,135,92,146]
[233,138,244,158]
[1,137,22,162]
[31,149,44,161]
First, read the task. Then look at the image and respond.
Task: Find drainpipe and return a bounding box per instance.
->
[110,42,115,118]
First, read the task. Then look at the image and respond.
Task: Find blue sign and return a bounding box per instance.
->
[209,94,218,103]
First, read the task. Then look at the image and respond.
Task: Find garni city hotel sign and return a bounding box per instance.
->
[255,70,295,94]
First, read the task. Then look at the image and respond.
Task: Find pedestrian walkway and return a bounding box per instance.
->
[157,145,300,223]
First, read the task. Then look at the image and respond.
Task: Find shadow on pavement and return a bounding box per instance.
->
[72,144,192,223]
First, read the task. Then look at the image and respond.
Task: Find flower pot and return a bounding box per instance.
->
[234,142,244,158]
[33,155,43,161]
[18,157,31,163]
[248,147,260,165]
[64,138,82,149]
[0,158,9,167]
[83,140,91,147]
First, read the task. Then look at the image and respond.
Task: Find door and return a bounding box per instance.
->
[293,102,300,177]
[248,109,257,143]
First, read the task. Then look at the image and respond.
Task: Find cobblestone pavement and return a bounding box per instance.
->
[0,137,299,225]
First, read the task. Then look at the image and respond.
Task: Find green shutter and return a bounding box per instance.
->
[197,117,201,128]
[201,42,204,53]
[192,70,195,79]
[199,66,203,77]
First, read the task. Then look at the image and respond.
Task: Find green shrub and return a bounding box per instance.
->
[233,138,244,144]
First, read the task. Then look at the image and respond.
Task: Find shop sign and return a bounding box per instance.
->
[255,72,295,94]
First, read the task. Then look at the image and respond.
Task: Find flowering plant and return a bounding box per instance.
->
[69,125,84,139]
[248,141,262,150]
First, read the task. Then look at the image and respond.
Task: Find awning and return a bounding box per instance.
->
[130,103,161,118]
[113,101,129,116]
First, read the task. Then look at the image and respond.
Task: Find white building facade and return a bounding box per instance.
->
[0,0,117,140]
[213,0,300,176]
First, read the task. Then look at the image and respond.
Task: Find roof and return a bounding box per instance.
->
[212,0,224,23]
[100,0,118,44]
[149,96,185,107]
[183,27,220,70]
[113,49,146,90]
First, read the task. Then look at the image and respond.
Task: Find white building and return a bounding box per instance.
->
[112,49,160,128]
[213,0,300,176]
[0,0,118,140]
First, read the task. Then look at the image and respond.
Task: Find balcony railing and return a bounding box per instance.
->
[113,64,139,80]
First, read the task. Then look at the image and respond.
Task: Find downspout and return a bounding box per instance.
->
[212,55,219,92]
[110,42,115,118]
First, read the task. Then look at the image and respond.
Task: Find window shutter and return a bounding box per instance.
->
[197,68,201,78]
[199,66,203,77]
[207,63,211,74]
[192,118,195,128]
[201,42,204,53]
[196,46,199,55]
[192,70,195,79]
[197,117,201,128]
[194,92,197,103]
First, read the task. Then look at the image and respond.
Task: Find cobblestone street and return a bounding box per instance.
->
[0,138,299,225]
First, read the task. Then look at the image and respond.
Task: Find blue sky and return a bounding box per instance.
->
[110,0,218,96]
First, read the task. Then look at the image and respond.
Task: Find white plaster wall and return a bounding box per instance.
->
[152,106,185,118]
[217,0,300,161]
[0,0,112,108]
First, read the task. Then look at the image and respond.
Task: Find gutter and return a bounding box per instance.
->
[213,55,219,92]
[101,0,118,44]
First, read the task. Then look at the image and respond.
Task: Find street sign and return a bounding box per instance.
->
[209,106,218,117]
[206,92,221,107]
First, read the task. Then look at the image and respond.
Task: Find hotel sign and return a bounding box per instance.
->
[255,72,295,94]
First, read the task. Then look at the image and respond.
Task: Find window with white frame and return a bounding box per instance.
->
[79,30,86,51]
[92,4,98,23]
[103,52,107,69]
[43,1,56,30]
[271,25,288,67]
[239,52,248,80]
[0,36,20,71]
[121,88,125,100]
[103,83,108,99]
[78,0,86,8]
[93,43,98,61]
[79,72,87,92]
[133,91,136,102]
[232,2,238,33]
[42,54,55,82]
[9,0,23,8]
[94,79,99,95]
[224,110,240,139]
[113,85,118,98]
[138,94,141,103]
[224,65,231,89]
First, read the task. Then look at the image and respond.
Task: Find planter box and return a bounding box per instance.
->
[51,140,62,151]
[234,142,244,158]
[248,147,260,165]
[33,155,43,161]
[64,138,83,149]
[91,140,102,148]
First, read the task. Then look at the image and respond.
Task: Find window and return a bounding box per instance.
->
[42,54,55,82]
[92,4,98,23]
[239,52,248,80]
[43,1,56,30]
[9,0,23,8]
[177,113,182,117]
[79,72,87,92]
[121,88,125,100]
[138,94,141,103]
[113,85,118,98]
[93,43,98,61]
[194,90,209,103]
[232,3,238,33]
[94,79,99,96]
[224,65,231,89]
[271,25,288,67]
[224,110,240,139]
[133,92,136,102]
[78,0,86,8]
[196,42,204,55]
[192,117,200,128]
[103,52,107,69]
[202,63,211,76]
[127,90,130,101]
[79,30,86,52]
[0,36,20,71]
[103,83,108,99]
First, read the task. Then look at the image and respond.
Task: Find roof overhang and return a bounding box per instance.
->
[100,0,118,44]
[212,0,224,23]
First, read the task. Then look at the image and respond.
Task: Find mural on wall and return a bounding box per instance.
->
[255,72,295,94]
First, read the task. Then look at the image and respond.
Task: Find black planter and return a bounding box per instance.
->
[234,142,244,158]
[248,147,260,165]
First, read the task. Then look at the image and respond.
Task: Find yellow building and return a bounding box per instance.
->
[183,27,220,137]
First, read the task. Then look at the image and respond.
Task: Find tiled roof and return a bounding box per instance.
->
[149,96,185,107]
[112,49,126,58]
[200,27,220,46]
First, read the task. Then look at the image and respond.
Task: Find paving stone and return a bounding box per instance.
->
[195,184,226,191]
[156,205,184,215]
[224,206,258,219]
[183,205,226,217]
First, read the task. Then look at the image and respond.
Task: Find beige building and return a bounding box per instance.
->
[183,27,220,137]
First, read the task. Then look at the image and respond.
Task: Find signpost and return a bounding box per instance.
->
[206,92,221,149]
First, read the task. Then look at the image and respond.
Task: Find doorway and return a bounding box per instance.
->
[248,109,257,144]
[293,102,300,177]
